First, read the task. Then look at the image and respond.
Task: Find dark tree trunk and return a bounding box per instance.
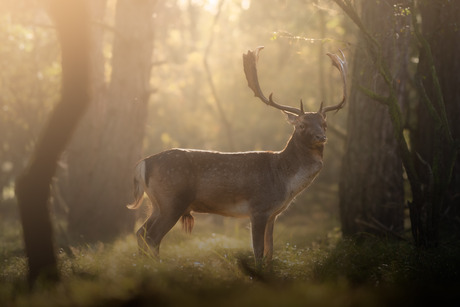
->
[15,0,90,285]
[339,1,408,236]
[412,0,460,238]
[65,0,155,242]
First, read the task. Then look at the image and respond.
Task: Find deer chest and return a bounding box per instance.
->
[285,161,323,199]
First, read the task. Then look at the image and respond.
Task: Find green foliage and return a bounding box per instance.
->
[324,238,460,286]
[2,218,460,306]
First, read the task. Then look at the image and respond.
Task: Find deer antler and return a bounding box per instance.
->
[243,46,304,115]
[320,50,347,114]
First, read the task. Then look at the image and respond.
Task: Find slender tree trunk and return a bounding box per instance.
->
[15,0,90,285]
[339,1,408,236]
[66,0,155,242]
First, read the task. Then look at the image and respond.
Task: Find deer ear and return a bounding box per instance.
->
[284,111,298,125]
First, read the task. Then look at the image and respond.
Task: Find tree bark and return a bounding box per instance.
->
[65,0,155,242]
[15,0,90,285]
[339,1,407,236]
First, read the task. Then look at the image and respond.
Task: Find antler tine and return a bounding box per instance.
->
[320,50,347,114]
[243,46,303,115]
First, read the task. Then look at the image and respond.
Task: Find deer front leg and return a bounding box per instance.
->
[263,217,275,264]
[250,214,269,268]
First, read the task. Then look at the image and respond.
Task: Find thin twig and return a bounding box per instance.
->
[203,0,234,150]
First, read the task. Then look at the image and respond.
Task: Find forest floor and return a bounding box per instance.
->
[1,212,460,306]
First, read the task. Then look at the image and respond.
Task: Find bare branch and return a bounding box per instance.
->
[357,84,389,105]
[203,0,234,150]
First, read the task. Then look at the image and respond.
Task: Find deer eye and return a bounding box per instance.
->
[298,124,306,130]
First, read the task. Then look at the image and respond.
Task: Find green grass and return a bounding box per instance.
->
[1,213,460,306]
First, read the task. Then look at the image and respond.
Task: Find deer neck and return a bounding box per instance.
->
[281,134,324,165]
[276,134,324,193]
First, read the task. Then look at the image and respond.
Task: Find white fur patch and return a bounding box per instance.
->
[138,160,146,183]
[286,163,322,198]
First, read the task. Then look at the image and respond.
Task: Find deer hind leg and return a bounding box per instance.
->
[143,195,192,257]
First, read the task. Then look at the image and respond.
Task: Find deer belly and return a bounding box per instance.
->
[190,199,250,217]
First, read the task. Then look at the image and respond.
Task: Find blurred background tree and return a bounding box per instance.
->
[64,0,156,242]
[14,0,90,284]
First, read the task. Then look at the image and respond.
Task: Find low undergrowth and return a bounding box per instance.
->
[1,216,460,306]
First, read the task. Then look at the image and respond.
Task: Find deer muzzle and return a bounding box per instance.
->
[315,135,327,143]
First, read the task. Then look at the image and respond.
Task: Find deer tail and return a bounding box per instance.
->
[181,213,195,234]
[127,160,146,210]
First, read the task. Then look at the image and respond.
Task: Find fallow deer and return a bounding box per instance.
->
[128,46,347,266]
